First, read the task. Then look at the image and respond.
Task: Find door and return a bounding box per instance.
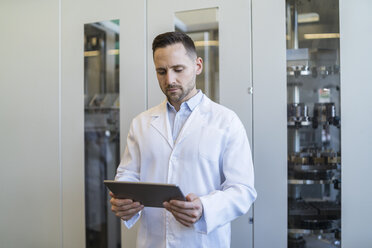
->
[147,0,254,247]
[61,0,146,247]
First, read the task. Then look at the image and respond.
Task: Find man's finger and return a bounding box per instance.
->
[112,202,141,212]
[110,198,134,207]
[170,211,193,227]
[175,217,193,227]
[169,205,200,218]
[115,205,144,218]
[171,209,199,223]
[169,201,201,214]
[120,212,137,221]
[186,193,198,202]
[169,199,195,209]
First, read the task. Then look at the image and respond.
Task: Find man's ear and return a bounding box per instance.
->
[195,57,203,75]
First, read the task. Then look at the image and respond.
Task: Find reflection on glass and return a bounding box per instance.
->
[84,19,121,248]
[175,8,219,102]
[286,0,341,247]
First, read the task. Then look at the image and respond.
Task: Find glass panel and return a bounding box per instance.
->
[175,8,219,102]
[286,1,341,247]
[84,20,121,248]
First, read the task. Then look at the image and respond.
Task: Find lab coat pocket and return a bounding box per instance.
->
[198,127,224,162]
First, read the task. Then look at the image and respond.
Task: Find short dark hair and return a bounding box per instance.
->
[152,31,197,58]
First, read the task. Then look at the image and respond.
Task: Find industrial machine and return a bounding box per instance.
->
[286,0,341,247]
[84,20,121,248]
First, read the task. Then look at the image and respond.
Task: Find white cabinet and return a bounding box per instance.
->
[251,0,287,247]
[339,1,372,247]
[61,1,147,247]
[146,1,254,247]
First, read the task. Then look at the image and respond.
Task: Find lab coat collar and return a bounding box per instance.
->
[150,94,210,149]
[150,100,174,149]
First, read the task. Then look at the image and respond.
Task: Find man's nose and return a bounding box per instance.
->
[165,71,176,84]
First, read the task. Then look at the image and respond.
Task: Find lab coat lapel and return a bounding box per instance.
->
[150,100,174,149]
[175,96,208,146]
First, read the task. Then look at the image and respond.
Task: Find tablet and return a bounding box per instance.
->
[104,180,186,208]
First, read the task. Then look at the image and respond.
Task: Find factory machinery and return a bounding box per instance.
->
[84,20,121,248]
[286,0,341,247]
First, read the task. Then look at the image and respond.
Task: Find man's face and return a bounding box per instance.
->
[154,43,202,108]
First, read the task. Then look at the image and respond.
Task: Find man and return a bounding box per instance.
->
[110,31,256,247]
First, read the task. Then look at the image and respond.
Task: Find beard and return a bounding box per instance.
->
[166,85,188,103]
[164,77,196,105]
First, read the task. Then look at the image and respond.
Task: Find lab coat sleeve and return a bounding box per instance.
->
[114,120,142,228]
[195,114,257,234]
[115,120,140,182]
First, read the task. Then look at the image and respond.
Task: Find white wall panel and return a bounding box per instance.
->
[0,0,61,247]
[252,0,287,247]
[340,0,372,247]
[120,2,147,247]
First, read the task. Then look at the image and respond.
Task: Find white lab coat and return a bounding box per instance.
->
[116,94,257,248]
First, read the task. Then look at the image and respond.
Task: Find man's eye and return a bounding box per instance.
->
[157,71,166,75]
[174,68,183,73]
